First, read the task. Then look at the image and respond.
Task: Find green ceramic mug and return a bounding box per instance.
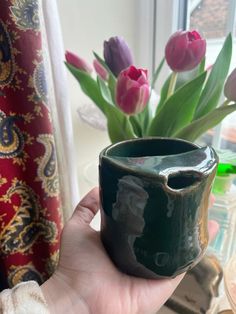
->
[99,137,218,279]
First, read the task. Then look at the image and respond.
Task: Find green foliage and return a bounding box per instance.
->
[151,57,165,88]
[174,104,236,141]
[155,59,205,115]
[65,34,236,144]
[148,71,207,137]
[194,34,232,119]
[93,52,117,102]
[66,61,134,143]
[104,105,136,143]
[65,62,108,114]
[97,76,113,105]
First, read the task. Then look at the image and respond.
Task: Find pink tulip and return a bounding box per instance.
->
[65,50,93,74]
[116,66,150,115]
[224,68,236,101]
[93,59,108,81]
[165,30,206,72]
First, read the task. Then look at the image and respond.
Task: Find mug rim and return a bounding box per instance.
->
[100,136,200,159]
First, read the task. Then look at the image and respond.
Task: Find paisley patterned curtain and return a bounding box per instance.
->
[0,0,64,290]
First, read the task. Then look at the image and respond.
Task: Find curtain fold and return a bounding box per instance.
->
[41,0,80,220]
[0,0,64,290]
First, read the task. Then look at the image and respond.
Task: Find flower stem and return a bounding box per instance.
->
[221,99,231,106]
[167,72,178,98]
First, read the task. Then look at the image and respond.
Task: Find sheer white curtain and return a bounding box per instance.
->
[41,0,79,221]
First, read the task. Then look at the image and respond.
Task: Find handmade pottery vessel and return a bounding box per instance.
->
[99,137,218,279]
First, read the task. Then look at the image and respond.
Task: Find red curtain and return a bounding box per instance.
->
[0,0,63,290]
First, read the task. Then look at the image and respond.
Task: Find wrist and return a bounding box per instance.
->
[41,273,89,314]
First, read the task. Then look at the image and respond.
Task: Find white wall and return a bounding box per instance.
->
[57,0,141,196]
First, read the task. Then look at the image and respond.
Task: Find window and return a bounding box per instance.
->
[148,0,236,151]
[188,0,236,150]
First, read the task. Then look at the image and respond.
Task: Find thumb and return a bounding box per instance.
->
[71,187,100,226]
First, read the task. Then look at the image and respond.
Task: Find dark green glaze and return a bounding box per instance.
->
[99,137,218,279]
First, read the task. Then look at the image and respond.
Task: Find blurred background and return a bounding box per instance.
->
[56,1,236,313]
[57,0,236,195]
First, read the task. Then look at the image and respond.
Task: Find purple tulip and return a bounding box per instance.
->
[165,30,206,72]
[65,50,93,74]
[93,59,108,81]
[103,36,134,77]
[116,65,150,115]
[224,68,236,101]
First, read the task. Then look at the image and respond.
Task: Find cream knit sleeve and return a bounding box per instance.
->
[0,281,50,314]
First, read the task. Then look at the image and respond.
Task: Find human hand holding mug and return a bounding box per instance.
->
[41,187,219,314]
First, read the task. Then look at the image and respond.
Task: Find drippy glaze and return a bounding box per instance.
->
[99,137,218,278]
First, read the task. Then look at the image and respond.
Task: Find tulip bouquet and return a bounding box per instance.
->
[65,30,236,144]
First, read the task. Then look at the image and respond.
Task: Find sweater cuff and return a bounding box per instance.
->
[0,281,50,314]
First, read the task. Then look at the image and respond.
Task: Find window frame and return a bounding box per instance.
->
[138,0,236,149]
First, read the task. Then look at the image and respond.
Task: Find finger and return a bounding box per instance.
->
[208,219,219,243]
[134,273,185,313]
[71,187,100,225]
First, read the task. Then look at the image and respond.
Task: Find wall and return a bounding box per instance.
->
[57,0,140,197]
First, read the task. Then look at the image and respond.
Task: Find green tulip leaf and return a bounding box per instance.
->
[129,115,143,137]
[141,106,152,135]
[148,71,207,137]
[175,61,205,89]
[174,103,236,141]
[194,33,232,119]
[155,61,205,115]
[108,75,116,103]
[151,57,165,88]
[198,57,206,74]
[97,76,114,105]
[104,105,136,143]
[155,75,171,115]
[128,94,153,137]
[137,101,153,136]
[65,62,108,114]
[93,52,117,101]
[66,61,134,143]
[93,52,114,77]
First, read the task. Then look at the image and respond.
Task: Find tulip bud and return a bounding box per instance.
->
[93,59,108,81]
[116,66,150,115]
[103,36,134,77]
[65,50,93,74]
[165,30,206,72]
[224,68,236,101]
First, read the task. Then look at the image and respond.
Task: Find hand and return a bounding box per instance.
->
[42,188,219,314]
